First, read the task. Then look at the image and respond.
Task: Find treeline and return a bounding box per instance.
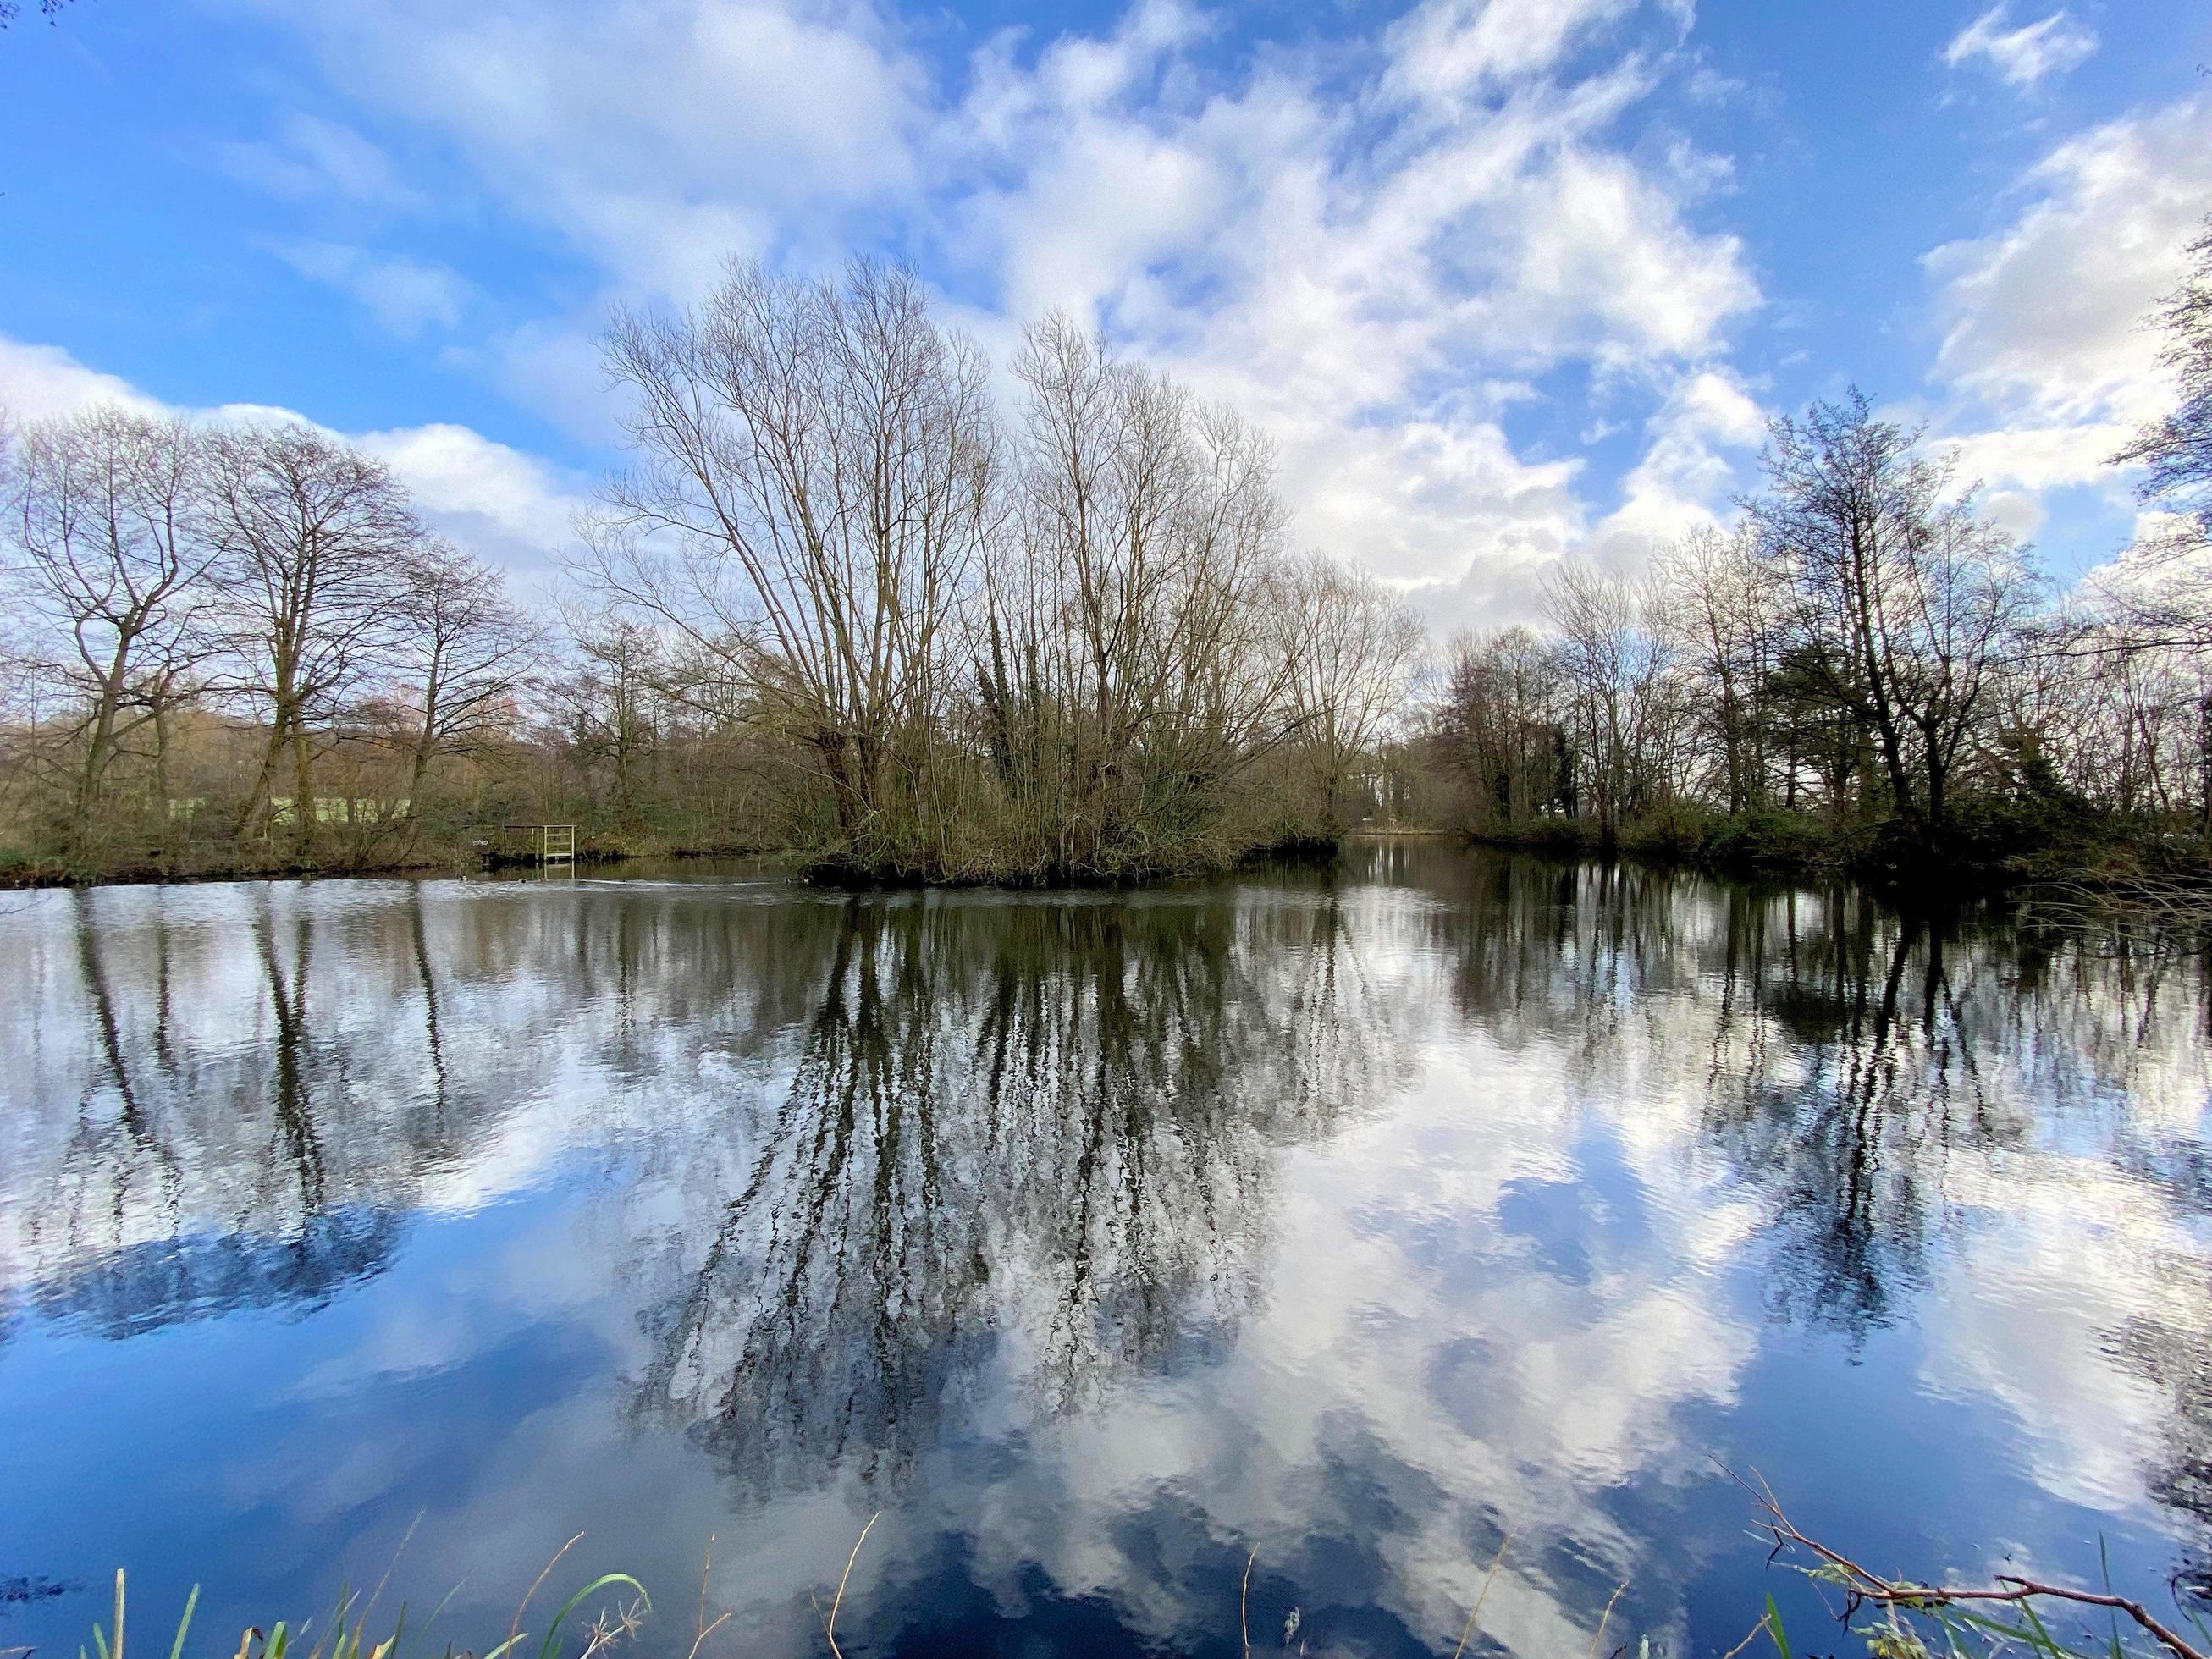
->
[1430,218,2212,880]
[0,263,1422,883]
[5,215,2208,888]
[0,414,532,876]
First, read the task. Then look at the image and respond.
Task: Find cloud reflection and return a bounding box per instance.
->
[0,852,2205,1654]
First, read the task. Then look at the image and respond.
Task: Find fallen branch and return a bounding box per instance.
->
[1729,1467,2207,1659]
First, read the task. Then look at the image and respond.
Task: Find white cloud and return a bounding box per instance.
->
[1923,93,2212,537]
[27,0,2206,631]
[1579,365,1764,570]
[273,241,475,338]
[1928,95,2211,427]
[356,422,587,572]
[1939,419,2156,553]
[1941,4,2098,89]
[1304,416,1587,599]
[238,0,927,298]
[0,333,586,579]
[214,113,427,210]
[217,0,1752,629]
[932,10,1751,622]
[1383,0,1638,107]
[1937,422,2134,493]
[0,337,167,423]
[1476,146,1755,366]
[463,317,632,449]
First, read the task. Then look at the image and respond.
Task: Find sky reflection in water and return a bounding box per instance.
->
[0,844,2208,1658]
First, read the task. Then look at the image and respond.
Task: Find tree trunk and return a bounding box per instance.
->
[2198,692,2212,835]
[290,712,318,858]
[70,631,135,863]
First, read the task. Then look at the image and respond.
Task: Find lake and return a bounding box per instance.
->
[2,842,2207,1658]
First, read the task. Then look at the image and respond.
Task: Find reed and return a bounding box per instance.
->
[52,1551,648,1659]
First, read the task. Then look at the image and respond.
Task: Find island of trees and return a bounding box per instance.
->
[2,218,2208,891]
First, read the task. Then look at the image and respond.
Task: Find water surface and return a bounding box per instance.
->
[2,844,2208,1656]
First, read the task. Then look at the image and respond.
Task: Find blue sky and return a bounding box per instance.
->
[2,0,2207,625]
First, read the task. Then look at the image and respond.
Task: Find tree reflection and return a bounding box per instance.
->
[1394,841,2212,1589]
[2116,1253,2212,1601]
[1695,907,1997,1338]
[4,889,455,1334]
[256,891,328,1220]
[627,893,1409,1488]
[64,888,185,1222]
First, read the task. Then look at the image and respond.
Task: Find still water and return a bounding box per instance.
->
[1,843,2208,1657]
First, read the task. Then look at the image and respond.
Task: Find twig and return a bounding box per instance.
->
[1587,1580,1625,1659]
[686,1534,728,1659]
[826,1513,880,1659]
[687,1610,732,1659]
[1240,1546,1258,1659]
[1729,1465,2208,1659]
[507,1532,584,1659]
[1451,1529,1515,1659]
[1718,1613,1777,1659]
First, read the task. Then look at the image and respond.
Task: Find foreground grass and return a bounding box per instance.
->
[30,1543,650,1659]
[35,1492,2210,1659]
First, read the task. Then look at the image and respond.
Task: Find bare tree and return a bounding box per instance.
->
[201,421,421,849]
[1272,551,1424,833]
[2,407,216,861]
[978,316,1295,874]
[590,256,996,856]
[2115,212,2212,572]
[548,610,668,826]
[1434,626,1570,828]
[1652,525,1774,813]
[1542,562,1675,843]
[387,539,538,816]
[1745,392,2038,844]
[2091,214,2212,819]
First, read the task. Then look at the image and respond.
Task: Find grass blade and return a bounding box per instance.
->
[168,1587,200,1659]
[534,1574,649,1659]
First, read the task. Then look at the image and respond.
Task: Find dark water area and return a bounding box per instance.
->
[2,843,2209,1657]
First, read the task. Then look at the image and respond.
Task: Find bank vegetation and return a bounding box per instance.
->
[1427,216,2212,890]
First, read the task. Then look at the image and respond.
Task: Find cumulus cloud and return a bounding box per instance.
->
[1476,145,1755,367]
[1382,0,1639,108]
[1922,91,2212,551]
[25,0,2206,628]
[236,0,927,297]
[1580,366,1765,569]
[0,333,587,578]
[1928,95,2211,427]
[0,337,168,423]
[356,422,586,571]
[1941,4,2097,89]
[210,0,1754,627]
[466,317,632,448]
[1936,422,2135,493]
[941,8,1753,620]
